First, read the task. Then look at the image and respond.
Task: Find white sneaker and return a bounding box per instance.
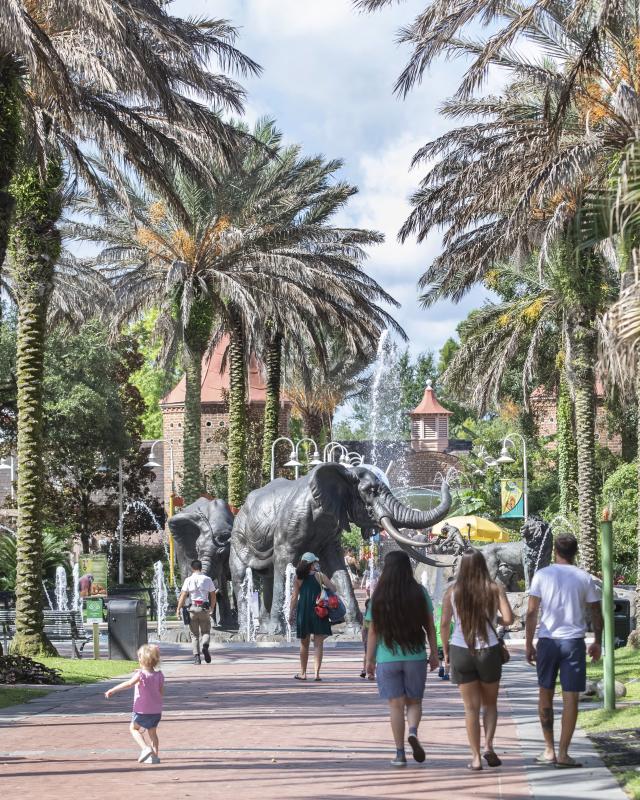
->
[138,747,153,763]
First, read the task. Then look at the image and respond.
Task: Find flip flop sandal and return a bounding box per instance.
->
[294,674,307,681]
[483,751,502,767]
[555,759,583,769]
[314,677,322,682]
[534,754,556,765]
[408,734,426,763]
[467,764,483,771]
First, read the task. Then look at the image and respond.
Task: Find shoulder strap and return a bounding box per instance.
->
[315,571,323,588]
[486,615,502,641]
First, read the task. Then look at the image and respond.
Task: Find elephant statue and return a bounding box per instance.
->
[229,462,452,636]
[169,497,236,628]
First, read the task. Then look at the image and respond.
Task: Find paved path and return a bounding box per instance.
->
[0,643,627,800]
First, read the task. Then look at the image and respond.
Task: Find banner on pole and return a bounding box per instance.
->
[501,478,524,519]
[78,554,108,597]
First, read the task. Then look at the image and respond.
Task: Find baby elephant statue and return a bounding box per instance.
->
[169,497,236,628]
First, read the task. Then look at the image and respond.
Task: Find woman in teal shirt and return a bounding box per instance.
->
[365,550,439,767]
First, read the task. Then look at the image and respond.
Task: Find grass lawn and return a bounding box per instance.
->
[38,657,139,685]
[581,646,640,733]
[0,686,51,709]
[580,646,640,799]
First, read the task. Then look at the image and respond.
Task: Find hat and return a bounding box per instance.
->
[300,552,320,563]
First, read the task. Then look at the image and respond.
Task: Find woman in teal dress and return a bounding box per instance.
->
[289,552,336,681]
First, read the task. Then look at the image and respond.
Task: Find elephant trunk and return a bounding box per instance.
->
[200,554,212,577]
[380,482,451,533]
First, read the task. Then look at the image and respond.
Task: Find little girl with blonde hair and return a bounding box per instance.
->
[105,644,165,764]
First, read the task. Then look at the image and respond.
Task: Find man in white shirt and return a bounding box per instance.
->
[525,534,602,768]
[176,560,217,665]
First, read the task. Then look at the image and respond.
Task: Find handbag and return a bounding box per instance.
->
[487,616,510,664]
[315,572,347,625]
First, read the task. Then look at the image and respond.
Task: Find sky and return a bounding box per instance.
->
[176,0,493,358]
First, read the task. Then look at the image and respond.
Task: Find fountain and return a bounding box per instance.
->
[370,329,389,465]
[121,499,180,599]
[152,560,168,641]
[42,581,54,610]
[54,565,69,611]
[283,563,297,643]
[239,567,259,642]
[72,562,81,613]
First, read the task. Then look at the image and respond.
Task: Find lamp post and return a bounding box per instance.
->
[323,441,348,462]
[270,436,302,481]
[0,456,15,500]
[145,439,176,585]
[294,438,322,479]
[118,458,124,585]
[495,433,529,520]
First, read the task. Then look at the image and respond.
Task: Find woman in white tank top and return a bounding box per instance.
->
[441,549,514,771]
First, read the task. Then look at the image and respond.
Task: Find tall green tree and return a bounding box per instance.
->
[80,120,399,505]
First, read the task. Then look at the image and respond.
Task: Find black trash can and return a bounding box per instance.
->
[107,598,148,660]
[614,598,631,648]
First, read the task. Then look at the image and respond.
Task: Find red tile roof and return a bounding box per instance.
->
[411,380,453,416]
[161,334,289,407]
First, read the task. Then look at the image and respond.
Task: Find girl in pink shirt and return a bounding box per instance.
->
[105,644,165,764]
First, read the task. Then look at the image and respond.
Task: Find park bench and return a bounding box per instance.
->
[0,609,91,658]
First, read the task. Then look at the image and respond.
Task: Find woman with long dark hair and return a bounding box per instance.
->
[441,548,514,771]
[289,552,336,681]
[365,550,439,767]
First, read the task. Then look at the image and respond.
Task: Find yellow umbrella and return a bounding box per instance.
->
[431,515,510,543]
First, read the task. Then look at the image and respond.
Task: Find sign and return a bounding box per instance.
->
[85,597,104,624]
[501,478,525,519]
[78,554,108,597]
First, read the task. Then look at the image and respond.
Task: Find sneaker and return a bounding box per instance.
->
[202,643,211,664]
[359,670,366,679]
[390,754,407,767]
[194,654,201,665]
[438,666,445,678]
[443,673,450,681]
[138,747,153,763]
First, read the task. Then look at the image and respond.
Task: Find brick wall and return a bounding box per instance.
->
[531,390,622,456]
[161,401,291,504]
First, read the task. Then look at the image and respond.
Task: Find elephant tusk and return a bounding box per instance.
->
[379,516,458,569]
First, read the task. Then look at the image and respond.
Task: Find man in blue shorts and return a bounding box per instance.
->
[525,534,602,768]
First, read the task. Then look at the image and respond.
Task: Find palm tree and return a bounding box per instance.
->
[357,1,640,571]
[1,2,257,656]
[73,120,400,507]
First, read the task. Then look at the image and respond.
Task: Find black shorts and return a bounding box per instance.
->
[449,644,503,685]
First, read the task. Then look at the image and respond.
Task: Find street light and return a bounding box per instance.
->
[497,433,529,520]
[324,441,348,462]
[144,439,176,585]
[0,457,15,500]
[294,437,321,479]
[271,436,295,481]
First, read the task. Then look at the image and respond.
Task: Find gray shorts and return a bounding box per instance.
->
[449,644,503,685]
[376,659,427,700]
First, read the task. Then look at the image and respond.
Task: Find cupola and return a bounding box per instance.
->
[409,380,452,452]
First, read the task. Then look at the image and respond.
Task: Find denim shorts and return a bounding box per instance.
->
[536,637,586,692]
[132,712,162,729]
[376,659,427,700]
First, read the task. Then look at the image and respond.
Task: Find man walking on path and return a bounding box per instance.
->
[525,534,602,769]
[176,560,217,665]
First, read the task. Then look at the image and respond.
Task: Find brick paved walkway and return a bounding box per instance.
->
[0,643,624,800]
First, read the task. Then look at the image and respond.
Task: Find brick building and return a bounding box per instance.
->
[160,336,291,505]
[530,383,622,455]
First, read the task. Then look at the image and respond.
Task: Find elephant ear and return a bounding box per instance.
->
[168,512,201,584]
[309,462,359,530]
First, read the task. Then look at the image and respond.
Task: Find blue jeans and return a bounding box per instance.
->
[536,638,586,692]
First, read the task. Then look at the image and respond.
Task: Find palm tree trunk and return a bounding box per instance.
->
[302,410,324,442]
[635,349,640,628]
[182,344,204,504]
[0,59,22,311]
[261,329,283,483]
[557,374,578,518]
[181,297,213,504]
[227,309,247,509]
[569,318,598,573]
[10,163,62,657]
